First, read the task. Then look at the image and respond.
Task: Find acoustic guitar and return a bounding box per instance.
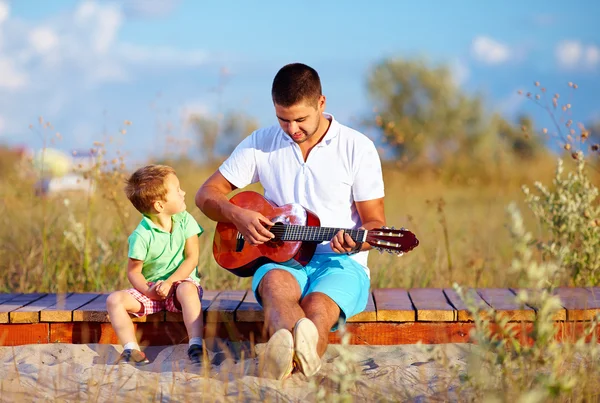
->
[212,191,419,277]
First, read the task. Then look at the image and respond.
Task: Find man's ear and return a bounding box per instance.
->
[318,95,326,112]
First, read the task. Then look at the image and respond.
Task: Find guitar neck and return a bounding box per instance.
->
[276,225,366,243]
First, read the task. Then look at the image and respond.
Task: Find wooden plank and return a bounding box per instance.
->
[0,324,49,346]
[235,290,264,322]
[444,288,490,321]
[554,287,600,321]
[72,294,110,322]
[408,288,455,321]
[510,288,566,321]
[348,291,377,322]
[0,293,47,324]
[10,293,72,324]
[373,288,415,322]
[477,288,535,321]
[166,289,221,322]
[0,293,22,304]
[49,322,191,345]
[40,293,102,322]
[206,290,247,323]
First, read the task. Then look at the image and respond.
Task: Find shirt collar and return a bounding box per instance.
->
[141,212,183,233]
[280,112,340,146]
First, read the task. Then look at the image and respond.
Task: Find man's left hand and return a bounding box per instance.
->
[330,229,363,254]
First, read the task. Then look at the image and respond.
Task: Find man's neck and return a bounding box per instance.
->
[299,114,332,158]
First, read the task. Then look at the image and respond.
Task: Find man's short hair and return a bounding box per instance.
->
[124,164,175,214]
[271,63,322,107]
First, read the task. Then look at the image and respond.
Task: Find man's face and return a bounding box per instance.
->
[274,96,326,144]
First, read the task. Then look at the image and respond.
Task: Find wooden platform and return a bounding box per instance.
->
[1,288,600,346]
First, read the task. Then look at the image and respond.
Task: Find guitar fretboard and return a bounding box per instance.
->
[270,225,366,243]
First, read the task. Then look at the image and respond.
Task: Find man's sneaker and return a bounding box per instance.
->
[293,318,321,377]
[116,349,150,366]
[187,344,203,365]
[260,328,294,380]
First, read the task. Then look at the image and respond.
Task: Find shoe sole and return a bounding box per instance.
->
[293,318,321,377]
[261,328,294,380]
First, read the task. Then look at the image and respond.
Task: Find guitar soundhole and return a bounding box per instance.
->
[270,221,286,241]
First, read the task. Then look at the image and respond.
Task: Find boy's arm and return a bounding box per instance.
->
[164,234,200,284]
[127,258,163,299]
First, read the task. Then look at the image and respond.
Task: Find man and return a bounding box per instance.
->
[195,63,386,379]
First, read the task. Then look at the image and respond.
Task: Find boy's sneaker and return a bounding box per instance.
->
[293,318,321,377]
[260,328,295,380]
[116,349,150,366]
[187,344,203,365]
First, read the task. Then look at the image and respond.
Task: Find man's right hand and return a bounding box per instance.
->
[231,206,275,245]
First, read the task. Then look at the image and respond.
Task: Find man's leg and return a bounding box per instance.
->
[300,292,340,356]
[253,265,307,379]
[293,254,371,377]
[258,269,305,336]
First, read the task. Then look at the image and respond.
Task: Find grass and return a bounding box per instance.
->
[0,143,572,294]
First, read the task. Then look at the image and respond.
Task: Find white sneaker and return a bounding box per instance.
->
[293,318,321,377]
[260,328,294,380]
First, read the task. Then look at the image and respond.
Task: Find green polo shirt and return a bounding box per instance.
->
[128,211,204,282]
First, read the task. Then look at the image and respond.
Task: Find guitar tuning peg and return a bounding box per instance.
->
[382,226,389,229]
[391,226,395,230]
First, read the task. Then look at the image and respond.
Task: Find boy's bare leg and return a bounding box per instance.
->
[106,291,143,345]
[175,281,203,339]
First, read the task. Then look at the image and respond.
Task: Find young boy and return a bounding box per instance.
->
[106,164,204,365]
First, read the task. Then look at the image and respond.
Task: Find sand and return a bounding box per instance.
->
[0,340,473,402]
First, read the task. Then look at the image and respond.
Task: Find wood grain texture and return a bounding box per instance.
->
[347,292,377,322]
[408,288,455,321]
[373,288,415,322]
[443,288,490,321]
[0,293,47,324]
[477,288,535,321]
[10,293,72,324]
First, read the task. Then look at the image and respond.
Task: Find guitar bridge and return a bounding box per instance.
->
[235,232,245,252]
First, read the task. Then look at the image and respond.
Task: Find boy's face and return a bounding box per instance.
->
[159,174,186,215]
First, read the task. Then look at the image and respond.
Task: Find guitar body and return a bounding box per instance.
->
[213,191,320,277]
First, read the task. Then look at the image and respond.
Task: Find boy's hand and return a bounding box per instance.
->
[145,281,166,300]
[156,280,174,299]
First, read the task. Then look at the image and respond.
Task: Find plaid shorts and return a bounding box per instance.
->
[125,278,203,317]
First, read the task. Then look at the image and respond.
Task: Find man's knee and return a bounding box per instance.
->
[301,292,340,319]
[258,269,301,300]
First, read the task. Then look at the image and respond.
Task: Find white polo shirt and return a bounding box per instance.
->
[218,113,385,271]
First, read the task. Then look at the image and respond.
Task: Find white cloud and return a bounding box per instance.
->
[121,0,181,18]
[471,36,511,65]
[0,1,8,25]
[0,57,28,89]
[556,40,600,70]
[29,27,59,54]
[0,0,213,150]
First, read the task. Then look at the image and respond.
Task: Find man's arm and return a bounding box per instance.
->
[330,197,386,254]
[195,170,239,223]
[195,170,275,245]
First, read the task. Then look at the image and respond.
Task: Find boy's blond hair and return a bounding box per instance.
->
[125,164,176,214]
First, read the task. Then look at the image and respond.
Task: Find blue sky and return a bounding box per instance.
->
[1,0,599,164]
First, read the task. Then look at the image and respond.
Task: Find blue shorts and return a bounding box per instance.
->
[251,253,371,331]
